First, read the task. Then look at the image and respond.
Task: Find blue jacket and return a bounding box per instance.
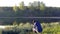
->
[35,21,43,32]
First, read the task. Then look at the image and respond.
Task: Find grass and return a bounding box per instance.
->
[0,22,60,34]
[16,22,60,34]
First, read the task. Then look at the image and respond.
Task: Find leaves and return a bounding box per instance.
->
[19,1,25,10]
[40,2,45,11]
[13,5,18,12]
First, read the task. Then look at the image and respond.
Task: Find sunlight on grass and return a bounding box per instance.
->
[0,22,60,34]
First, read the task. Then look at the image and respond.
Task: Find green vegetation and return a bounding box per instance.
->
[0,1,60,24]
[18,22,60,34]
[0,1,60,34]
[0,22,60,34]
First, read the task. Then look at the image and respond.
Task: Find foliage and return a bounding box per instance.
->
[40,2,45,11]
[13,5,18,12]
[13,21,18,26]
[0,22,60,34]
[0,1,60,24]
[19,1,25,10]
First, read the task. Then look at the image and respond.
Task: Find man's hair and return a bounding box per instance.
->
[32,20,37,23]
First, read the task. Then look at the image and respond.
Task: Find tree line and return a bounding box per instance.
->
[0,1,60,24]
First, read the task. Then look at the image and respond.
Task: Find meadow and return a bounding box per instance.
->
[0,22,60,34]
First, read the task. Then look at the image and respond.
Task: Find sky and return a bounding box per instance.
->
[0,0,60,7]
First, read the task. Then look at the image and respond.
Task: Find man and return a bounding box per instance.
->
[32,20,43,34]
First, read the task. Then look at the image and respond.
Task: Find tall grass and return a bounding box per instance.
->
[1,22,60,34]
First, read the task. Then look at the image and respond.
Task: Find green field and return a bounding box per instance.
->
[0,22,60,34]
[18,22,60,34]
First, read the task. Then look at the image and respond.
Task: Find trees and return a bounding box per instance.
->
[28,2,34,11]
[19,1,25,10]
[40,2,45,11]
[28,1,46,11]
[32,1,40,10]
[13,1,25,11]
[13,5,18,12]
[28,1,40,10]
